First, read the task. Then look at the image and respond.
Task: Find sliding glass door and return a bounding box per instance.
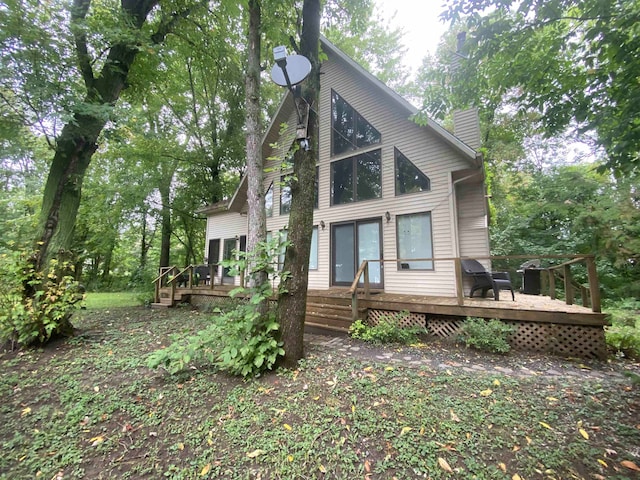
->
[331,219,383,288]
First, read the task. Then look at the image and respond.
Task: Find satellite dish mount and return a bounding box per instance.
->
[270,46,312,150]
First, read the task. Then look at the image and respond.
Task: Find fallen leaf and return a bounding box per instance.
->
[246,449,266,458]
[525,436,532,445]
[200,463,211,476]
[498,462,507,473]
[364,459,372,472]
[318,464,327,473]
[449,409,461,422]
[579,428,589,440]
[283,424,292,431]
[597,459,608,468]
[437,457,453,473]
[287,455,294,462]
[177,443,184,451]
[400,426,412,436]
[385,366,394,371]
[480,389,492,397]
[539,421,553,430]
[493,379,501,386]
[621,460,640,471]
[512,474,522,480]
[93,386,99,393]
[21,407,31,417]
[89,435,104,446]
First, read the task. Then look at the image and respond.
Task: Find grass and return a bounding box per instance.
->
[83,292,143,310]
[1,306,639,479]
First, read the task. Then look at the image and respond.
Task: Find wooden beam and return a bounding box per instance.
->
[564,265,573,305]
[454,258,464,306]
[586,256,602,313]
[548,270,556,300]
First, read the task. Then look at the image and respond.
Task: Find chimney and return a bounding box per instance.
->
[453,108,481,150]
[456,32,466,54]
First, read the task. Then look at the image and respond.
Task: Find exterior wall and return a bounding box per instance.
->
[205,212,247,286]
[203,48,489,297]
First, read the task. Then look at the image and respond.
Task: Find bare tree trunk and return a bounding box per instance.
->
[277,0,321,368]
[159,177,172,268]
[244,0,268,292]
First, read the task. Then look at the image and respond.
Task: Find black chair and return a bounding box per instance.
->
[460,259,515,301]
[194,265,211,286]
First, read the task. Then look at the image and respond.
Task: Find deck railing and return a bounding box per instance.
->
[349,254,601,321]
[152,264,233,303]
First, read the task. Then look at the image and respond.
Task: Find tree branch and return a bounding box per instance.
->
[70,0,95,90]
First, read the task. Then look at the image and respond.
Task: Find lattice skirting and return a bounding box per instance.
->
[366,309,606,359]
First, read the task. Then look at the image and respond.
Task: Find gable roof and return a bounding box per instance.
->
[203,36,482,215]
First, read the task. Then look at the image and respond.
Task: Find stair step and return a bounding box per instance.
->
[151,302,170,309]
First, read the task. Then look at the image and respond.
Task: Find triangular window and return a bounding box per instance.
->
[395,148,430,195]
[332,90,381,155]
[265,182,273,217]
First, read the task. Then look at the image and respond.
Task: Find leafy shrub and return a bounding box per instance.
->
[0,251,83,348]
[147,236,288,377]
[349,311,423,345]
[604,298,640,358]
[460,317,515,354]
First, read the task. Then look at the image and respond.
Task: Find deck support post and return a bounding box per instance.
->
[548,270,556,299]
[170,268,176,306]
[564,264,573,305]
[364,262,370,300]
[351,291,358,321]
[454,258,464,306]
[586,256,601,313]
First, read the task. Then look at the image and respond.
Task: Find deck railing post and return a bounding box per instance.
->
[564,264,573,305]
[364,262,370,300]
[209,264,215,290]
[454,258,464,306]
[170,267,176,305]
[352,290,358,321]
[154,275,160,303]
[548,270,556,299]
[586,256,601,313]
[188,265,194,289]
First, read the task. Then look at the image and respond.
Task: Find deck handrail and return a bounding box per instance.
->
[348,254,601,321]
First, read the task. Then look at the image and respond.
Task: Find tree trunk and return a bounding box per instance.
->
[159,177,172,268]
[277,0,321,368]
[244,0,268,292]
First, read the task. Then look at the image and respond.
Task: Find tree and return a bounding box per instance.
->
[440,0,640,174]
[276,0,321,368]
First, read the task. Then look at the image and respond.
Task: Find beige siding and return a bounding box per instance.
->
[453,109,481,150]
[456,182,490,258]
[205,212,247,286]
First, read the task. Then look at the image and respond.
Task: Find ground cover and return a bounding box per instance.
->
[1,306,639,479]
[83,292,143,310]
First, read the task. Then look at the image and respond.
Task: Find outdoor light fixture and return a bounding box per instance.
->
[320,220,325,230]
[385,211,391,223]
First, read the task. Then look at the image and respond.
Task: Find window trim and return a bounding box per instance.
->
[331,89,381,157]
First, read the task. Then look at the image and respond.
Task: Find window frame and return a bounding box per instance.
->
[265,182,274,217]
[395,212,434,271]
[330,148,382,206]
[331,89,381,156]
[394,147,431,196]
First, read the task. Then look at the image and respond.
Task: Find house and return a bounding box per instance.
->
[199,36,489,298]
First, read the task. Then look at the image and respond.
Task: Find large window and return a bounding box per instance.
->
[331,150,381,205]
[331,90,381,155]
[395,148,430,195]
[265,183,273,217]
[280,176,291,215]
[309,226,318,270]
[396,212,433,270]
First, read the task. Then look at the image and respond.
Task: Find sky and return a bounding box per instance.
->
[375,0,449,74]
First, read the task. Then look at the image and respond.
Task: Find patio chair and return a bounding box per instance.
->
[194,265,211,286]
[460,259,515,301]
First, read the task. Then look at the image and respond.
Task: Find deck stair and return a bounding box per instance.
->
[305,294,364,332]
[151,288,186,309]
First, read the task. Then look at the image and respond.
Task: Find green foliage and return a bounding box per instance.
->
[349,311,423,345]
[605,298,640,358]
[460,317,515,354]
[0,251,83,347]
[147,237,288,377]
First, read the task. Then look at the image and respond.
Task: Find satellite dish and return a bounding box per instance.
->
[270,55,312,87]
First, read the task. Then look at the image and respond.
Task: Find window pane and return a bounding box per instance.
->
[357,221,381,284]
[280,176,291,215]
[332,91,353,155]
[331,157,354,205]
[397,212,433,270]
[265,183,273,217]
[356,150,382,201]
[278,230,288,269]
[331,90,380,155]
[309,227,318,270]
[395,149,430,195]
[334,223,355,283]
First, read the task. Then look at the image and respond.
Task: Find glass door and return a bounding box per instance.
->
[331,219,383,288]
